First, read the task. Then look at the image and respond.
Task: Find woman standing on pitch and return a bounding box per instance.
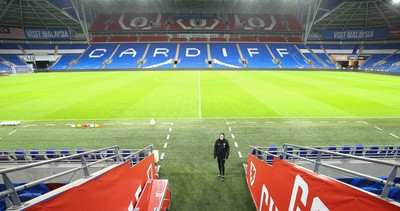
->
[214,133,230,181]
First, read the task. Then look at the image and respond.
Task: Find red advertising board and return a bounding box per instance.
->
[25,154,157,210]
[246,155,399,211]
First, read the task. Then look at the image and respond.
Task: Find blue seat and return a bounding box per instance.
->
[30,149,48,160]
[339,145,351,154]
[365,146,379,158]
[307,147,322,159]
[266,145,278,162]
[322,146,336,158]
[378,146,394,158]
[60,148,71,157]
[14,148,27,160]
[388,187,400,202]
[45,148,59,159]
[353,144,364,156]
[297,148,308,158]
[75,148,90,159]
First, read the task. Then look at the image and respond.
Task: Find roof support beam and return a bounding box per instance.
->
[322,3,357,30]
[304,0,321,43]
[365,2,369,29]
[19,0,24,28]
[0,0,15,21]
[28,1,46,27]
[314,1,346,24]
[373,1,391,27]
[71,0,90,43]
[46,0,79,24]
[343,3,361,29]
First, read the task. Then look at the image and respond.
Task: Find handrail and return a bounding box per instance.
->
[249,143,400,199]
[0,145,121,175]
[282,143,400,167]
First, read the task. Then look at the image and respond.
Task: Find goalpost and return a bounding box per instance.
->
[10,64,35,75]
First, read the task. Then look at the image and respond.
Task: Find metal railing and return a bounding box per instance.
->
[0,145,126,209]
[249,144,400,200]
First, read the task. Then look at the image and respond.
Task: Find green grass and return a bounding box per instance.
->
[1,71,400,120]
[1,71,400,210]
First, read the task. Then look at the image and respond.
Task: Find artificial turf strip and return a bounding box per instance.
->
[1,71,400,120]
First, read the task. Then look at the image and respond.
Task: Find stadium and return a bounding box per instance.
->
[0,0,400,210]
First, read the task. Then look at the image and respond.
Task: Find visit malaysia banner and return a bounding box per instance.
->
[322,28,388,41]
[24,28,71,40]
[246,155,399,211]
[26,154,157,210]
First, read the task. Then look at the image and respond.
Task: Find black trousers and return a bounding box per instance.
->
[217,158,225,176]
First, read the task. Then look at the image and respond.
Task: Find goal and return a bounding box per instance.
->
[10,65,34,75]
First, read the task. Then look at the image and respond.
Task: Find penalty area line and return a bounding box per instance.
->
[234,142,238,148]
[238,151,242,158]
[231,134,235,139]
[164,143,168,149]
[390,133,399,139]
[9,130,17,135]
[374,126,383,131]
[160,153,165,160]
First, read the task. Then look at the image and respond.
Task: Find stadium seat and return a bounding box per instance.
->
[322,146,337,158]
[339,145,351,154]
[297,148,308,158]
[365,146,379,158]
[307,147,322,159]
[0,150,15,161]
[353,144,364,156]
[60,148,71,157]
[45,148,59,159]
[14,148,28,161]
[266,145,278,162]
[209,43,243,69]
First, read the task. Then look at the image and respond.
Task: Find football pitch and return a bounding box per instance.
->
[1,71,400,210]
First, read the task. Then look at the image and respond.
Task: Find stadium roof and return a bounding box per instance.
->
[313,0,400,30]
[0,0,399,42]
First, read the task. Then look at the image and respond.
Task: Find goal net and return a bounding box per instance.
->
[10,64,34,75]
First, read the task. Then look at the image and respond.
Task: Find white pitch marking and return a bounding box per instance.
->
[23,124,37,128]
[246,122,256,124]
[169,128,172,132]
[228,127,232,132]
[65,124,73,126]
[9,130,17,135]
[231,134,235,139]
[162,123,174,125]
[166,135,170,140]
[46,124,56,126]
[265,121,276,124]
[374,126,383,131]
[160,153,165,160]
[226,122,236,125]
[320,121,330,123]
[198,71,202,119]
[390,133,399,139]
[234,142,238,148]
[238,152,242,158]
[284,121,294,124]
[355,121,368,124]
[123,123,134,125]
[164,143,168,149]
[103,123,115,126]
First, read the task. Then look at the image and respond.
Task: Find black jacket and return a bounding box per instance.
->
[214,139,230,159]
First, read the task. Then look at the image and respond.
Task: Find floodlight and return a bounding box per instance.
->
[394,0,400,4]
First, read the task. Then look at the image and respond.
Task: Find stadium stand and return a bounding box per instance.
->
[104,43,147,69]
[141,43,177,69]
[176,43,208,69]
[238,43,279,68]
[268,43,312,68]
[69,44,118,69]
[209,43,244,69]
